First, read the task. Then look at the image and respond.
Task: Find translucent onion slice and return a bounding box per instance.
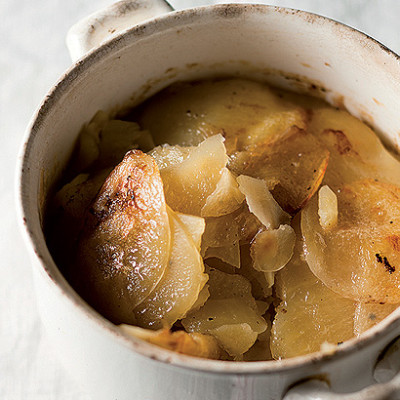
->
[74,151,170,324]
[134,208,208,329]
[120,325,221,359]
[302,179,400,304]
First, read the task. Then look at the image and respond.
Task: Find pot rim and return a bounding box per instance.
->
[16,3,400,375]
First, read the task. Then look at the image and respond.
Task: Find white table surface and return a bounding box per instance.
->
[1,0,400,399]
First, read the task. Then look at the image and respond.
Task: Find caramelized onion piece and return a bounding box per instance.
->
[302,179,400,304]
[74,150,170,324]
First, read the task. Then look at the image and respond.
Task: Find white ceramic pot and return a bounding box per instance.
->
[17,1,400,399]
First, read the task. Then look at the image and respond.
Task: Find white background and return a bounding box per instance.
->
[1,0,400,398]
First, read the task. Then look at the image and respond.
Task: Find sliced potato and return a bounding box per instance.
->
[182,268,267,357]
[152,135,228,215]
[354,302,399,336]
[175,212,205,251]
[318,185,338,231]
[308,107,400,189]
[74,151,170,324]
[209,323,258,357]
[302,179,400,304]
[271,234,356,359]
[250,225,296,272]
[98,119,154,166]
[237,175,290,229]
[139,78,307,151]
[231,128,330,213]
[134,208,207,329]
[120,325,221,359]
[205,243,241,269]
[201,204,262,254]
[201,168,245,217]
[74,110,109,171]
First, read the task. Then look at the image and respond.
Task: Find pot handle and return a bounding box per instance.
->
[66,0,174,62]
[283,337,400,400]
[283,375,400,400]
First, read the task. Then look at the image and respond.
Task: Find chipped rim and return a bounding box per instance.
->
[17,3,400,375]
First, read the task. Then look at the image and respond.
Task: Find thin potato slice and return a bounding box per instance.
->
[250,225,296,272]
[354,302,399,337]
[302,179,400,304]
[175,212,205,251]
[134,208,207,329]
[308,107,400,189]
[205,243,241,269]
[271,234,356,359]
[201,168,245,217]
[237,175,290,229]
[139,79,307,152]
[201,204,262,254]
[209,323,258,357]
[318,185,338,231]
[152,135,228,215]
[120,325,220,359]
[182,268,267,357]
[74,151,170,324]
[232,128,330,213]
[98,120,154,167]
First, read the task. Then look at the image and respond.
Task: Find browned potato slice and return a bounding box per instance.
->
[151,135,228,215]
[120,325,221,359]
[308,107,400,189]
[354,302,399,336]
[182,268,267,357]
[201,168,245,217]
[74,150,170,324]
[134,208,207,329]
[138,79,307,151]
[231,128,330,213]
[271,234,356,359]
[302,179,400,304]
[250,225,296,272]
